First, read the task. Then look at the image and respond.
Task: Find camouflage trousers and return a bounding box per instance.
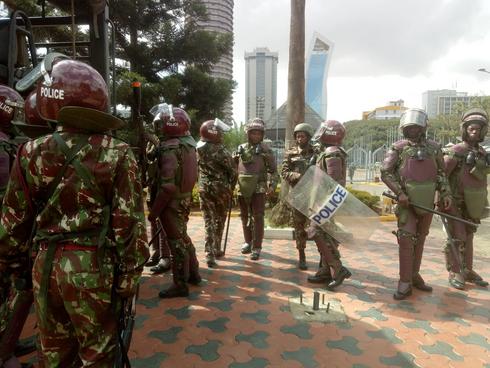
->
[292,208,308,250]
[199,190,231,257]
[159,198,199,285]
[308,225,342,272]
[238,193,265,250]
[32,248,118,367]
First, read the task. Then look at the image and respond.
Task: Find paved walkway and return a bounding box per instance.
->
[129,216,490,368]
[19,216,489,367]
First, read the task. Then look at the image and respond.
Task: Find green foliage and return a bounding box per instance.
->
[223,121,246,152]
[343,119,399,150]
[346,187,380,210]
[191,185,200,208]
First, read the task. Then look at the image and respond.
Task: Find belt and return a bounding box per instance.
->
[38,242,97,252]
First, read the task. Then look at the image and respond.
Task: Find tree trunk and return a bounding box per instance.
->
[286,0,305,149]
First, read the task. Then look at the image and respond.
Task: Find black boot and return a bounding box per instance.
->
[145,255,160,267]
[393,281,412,300]
[298,249,307,270]
[206,255,217,268]
[412,273,432,292]
[241,243,252,254]
[150,258,171,274]
[250,249,261,260]
[448,272,465,290]
[307,260,331,283]
[326,266,351,291]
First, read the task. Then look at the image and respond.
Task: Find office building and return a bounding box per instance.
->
[195,0,234,118]
[305,32,334,119]
[244,47,278,122]
[362,99,407,120]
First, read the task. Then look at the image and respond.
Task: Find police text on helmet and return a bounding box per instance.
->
[40,86,65,100]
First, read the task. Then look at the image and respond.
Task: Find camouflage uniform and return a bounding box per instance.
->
[281,143,316,261]
[0,127,149,367]
[152,135,200,297]
[308,146,349,283]
[381,137,451,298]
[197,140,237,263]
[145,132,171,270]
[234,142,278,258]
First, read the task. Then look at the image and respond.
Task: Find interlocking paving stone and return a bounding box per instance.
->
[185,340,222,362]
[135,314,149,329]
[435,312,471,326]
[379,352,417,367]
[148,326,183,344]
[387,301,419,314]
[357,307,388,321]
[235,330,270,349]
[253,267,274,277]
[249,281,272,291]
[352,364,370,368]
[197,317,230,333]
[326,336,363,356]
[165,306,191,320]
[240,310,271,324]
[280,323,313,339]
[467,306,490,320]
[137,297,160,309]
[348,279,367,289]
[458,332,490,350]
[207,299,235,311]
[366,328,403,344]
[214,285,240,295]
[351,291,375,303]
[131,352,169,367]
[419,294,447,306]
[421,341,464,361]
[282,347,318,368]
[188,291,201,301]
[403,320,438,334]
[277,288,302,297]
[245,295,271,305]
[228,357,270,368]
[444,291,468,300]
[220,274,242,282]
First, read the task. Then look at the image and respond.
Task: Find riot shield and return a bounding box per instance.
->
[285,166,381,244]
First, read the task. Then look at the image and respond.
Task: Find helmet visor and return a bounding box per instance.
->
[400,109,427,128]
[214,118,232,132]
[16,52,70,92]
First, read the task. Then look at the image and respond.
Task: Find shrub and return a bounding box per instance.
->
[346,187,380,210]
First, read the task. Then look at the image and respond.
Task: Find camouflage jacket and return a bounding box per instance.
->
[0,126,149,281]
[281,143,316,186]
[380,138,451,199]
[233,142,279,194]
[0,131,16,204]
[197,140,237,194]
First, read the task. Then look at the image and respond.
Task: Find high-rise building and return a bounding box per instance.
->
[422,89,458,118]
[305,32,334,119]
[195,0,234,118]
[244,47,278,122]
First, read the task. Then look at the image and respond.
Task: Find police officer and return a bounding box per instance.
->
[281,123,316,270]
[0,56,149,366]
[148,104,201,298]
[145,118,171,274]
[308,120,352,290]
[443,108,489,289]
[234,118,278,261]
[0,84,26,368]
[197,119,237,267]
[381,108,452,300]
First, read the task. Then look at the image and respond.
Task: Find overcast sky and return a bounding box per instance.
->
[232,0,490,123]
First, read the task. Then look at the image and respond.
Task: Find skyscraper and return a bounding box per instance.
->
[195,0,234,118]
[244,47,278,122]
[305,32,334,119]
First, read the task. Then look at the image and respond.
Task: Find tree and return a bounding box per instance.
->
[285,0,305,149]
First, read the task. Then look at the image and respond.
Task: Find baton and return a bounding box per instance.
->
[382,191,478,228]
[148,222,163,247]
[440,215,465,273]
[222,194,233,256]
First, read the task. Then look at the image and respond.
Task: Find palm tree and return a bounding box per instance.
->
[285,0,305,149]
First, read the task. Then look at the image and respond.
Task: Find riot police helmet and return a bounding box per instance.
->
[0,85,24,132]
[200,118,232,143]
[315,120,345,146]
[460,107,488,142]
